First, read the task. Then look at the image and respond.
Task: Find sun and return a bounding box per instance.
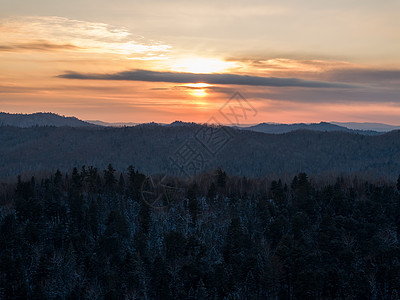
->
[189,89,208,97]
[185,83,211,88]
[183,83,211,97]
[171,57,236,74]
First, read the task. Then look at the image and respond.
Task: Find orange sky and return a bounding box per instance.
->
[1,3,400,124]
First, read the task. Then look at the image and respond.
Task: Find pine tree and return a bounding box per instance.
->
[187,184,199,225]
[88,197,99,237]
[118,173,125,194]
[104,164,116,190]
[397,174,400,192]
[72,167,81,189]
[216,168,227,188]
[151,255,170,299]
[195,279,208,300]
[207,182,217,204]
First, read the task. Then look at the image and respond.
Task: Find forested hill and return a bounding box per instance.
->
[0,112,94,127]
[243,121,379,135]
[1,124,400,179]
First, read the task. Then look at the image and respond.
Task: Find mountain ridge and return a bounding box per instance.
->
[0,112,94,127]
[1,112,399,135]
[241,121,380,135]
[1,123,400,179]
[332,121,400,132]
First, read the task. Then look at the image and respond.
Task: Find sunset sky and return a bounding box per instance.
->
[1,0,400,124]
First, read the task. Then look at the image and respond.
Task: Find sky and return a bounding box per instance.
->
[1,0,400,124]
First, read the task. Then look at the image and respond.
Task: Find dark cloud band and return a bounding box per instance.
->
[327,69,400,83]
[58,69,355,88]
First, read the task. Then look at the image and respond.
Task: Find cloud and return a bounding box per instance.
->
[226,58,400,86]
[58,69,355,88]
[0,40,81,52]
[0,16,171,57]
[326,68,400,83]
[1,16,132,42]
[245,86,400,104]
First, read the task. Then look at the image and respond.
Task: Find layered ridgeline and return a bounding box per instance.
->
[1,122,400,179]
[2,112,400,133]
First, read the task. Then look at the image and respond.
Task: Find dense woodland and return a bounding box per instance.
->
[1,165,400,299]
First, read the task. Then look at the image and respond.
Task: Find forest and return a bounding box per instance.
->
[1,165,400,299]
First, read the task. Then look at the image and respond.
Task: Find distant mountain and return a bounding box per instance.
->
[86,120,140,127]
[2,113,396,136]
[241,121,379,135]
[1,123,400,179]
[0,112,95,127]
[167,120,197,127]
[87,120,196,127]
[332,122,400,132]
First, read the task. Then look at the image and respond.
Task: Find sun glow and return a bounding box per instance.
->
[171,57,236,74]
[189,89,208,97]
[183,83,211,97]
[185,83,211,88]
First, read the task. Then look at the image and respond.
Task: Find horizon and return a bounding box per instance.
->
[1,1,400,124]
[4,111,400,129]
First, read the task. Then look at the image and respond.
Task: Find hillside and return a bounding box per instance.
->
[0,112,95,127]
[1,124,400,179]
[332,121,400,132]
[243,121,379,135]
